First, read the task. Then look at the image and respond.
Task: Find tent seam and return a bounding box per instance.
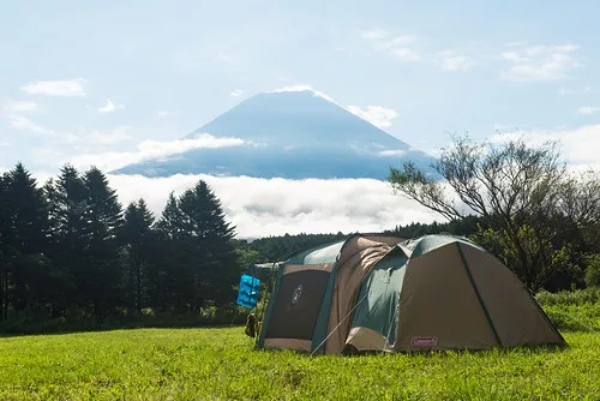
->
[455,243,503,347]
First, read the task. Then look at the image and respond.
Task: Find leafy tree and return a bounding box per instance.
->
[389,137,600,291]
[585,255,600,287]
[388,215,484,239]
[247,232,347,263]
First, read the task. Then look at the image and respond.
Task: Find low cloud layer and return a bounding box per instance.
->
[107,174,439,238]
[69,134,249,171]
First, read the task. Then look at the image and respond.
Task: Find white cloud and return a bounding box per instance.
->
[2,100,39,113]
[270,86,399,129]
[85,126,132,145]
[489,125,600,170]
[435,50,473,72]
[106,174,438,238]
[578,106,600,115]
[156,111,171,118]
[4,115,81,143]
[98,99,124,114]
[217,53,235,63]
[504,41,529,47]
[346,105,398,129]
[389,47,422,63]
[230,89,245,98]
[364,32,422,63]
[500,44,580,82]
[361,29,390,40]
[377,35,415,49]
[378,149,407,157]
[8,116,54,135]
[559,86,591,96]
[22,78,87,97]
[272,84,336,103]
[363,30,474,68]
[68,134,249,171]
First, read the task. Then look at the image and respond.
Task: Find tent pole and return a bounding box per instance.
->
[256,262,276,346]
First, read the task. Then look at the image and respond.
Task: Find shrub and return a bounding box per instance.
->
[585,254,600,287]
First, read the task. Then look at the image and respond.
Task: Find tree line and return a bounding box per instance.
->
[0,164,238,324]
[2,137,599,331]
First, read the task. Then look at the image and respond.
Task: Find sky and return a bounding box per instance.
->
[1,1,599,237]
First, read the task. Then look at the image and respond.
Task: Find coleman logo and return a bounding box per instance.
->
[291,284,303,306]
[411,336,438,347]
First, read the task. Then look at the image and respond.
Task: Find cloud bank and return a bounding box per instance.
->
[107,174,438,238]
[68,134,249,171]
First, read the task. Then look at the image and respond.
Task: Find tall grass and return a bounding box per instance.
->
[537,287,600,331]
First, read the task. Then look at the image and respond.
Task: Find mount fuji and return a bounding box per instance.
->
[113,89,435,180]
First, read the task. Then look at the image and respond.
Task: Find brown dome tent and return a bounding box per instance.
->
[257,234,564,354]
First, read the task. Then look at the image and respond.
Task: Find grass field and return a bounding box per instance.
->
[1,326,599,401]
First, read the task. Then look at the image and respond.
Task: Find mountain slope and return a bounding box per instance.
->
[114,90,434,179]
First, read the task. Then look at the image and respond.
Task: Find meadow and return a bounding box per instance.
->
[1,291,599,401]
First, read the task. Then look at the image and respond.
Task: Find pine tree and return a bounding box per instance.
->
[155,192,186,311]
[122,199,155,314]
[177,181,237,310]
[155,182,238,312]
[0,164,50,316]
[45,165,89,314]
[0,172,11,319]
[83,167,123,320]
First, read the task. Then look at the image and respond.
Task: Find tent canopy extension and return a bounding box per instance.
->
[257,234,564,354]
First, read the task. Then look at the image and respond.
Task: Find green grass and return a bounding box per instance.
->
[1,327,599,400]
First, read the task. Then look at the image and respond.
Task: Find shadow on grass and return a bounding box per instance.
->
[0,315,247,338]
[336,342,569,358]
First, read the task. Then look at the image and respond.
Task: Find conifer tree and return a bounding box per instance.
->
[45,165,89,314]
[0,164,50,316]
[82,167,123,320]
[122,199,155,314]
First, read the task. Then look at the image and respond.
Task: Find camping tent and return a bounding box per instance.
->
[257,234,564,354]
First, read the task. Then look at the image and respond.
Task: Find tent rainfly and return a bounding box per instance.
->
[257,234,564,354]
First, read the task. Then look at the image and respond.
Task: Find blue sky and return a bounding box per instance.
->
[1,1,599,236]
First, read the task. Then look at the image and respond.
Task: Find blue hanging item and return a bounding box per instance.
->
[236,274,261,309]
